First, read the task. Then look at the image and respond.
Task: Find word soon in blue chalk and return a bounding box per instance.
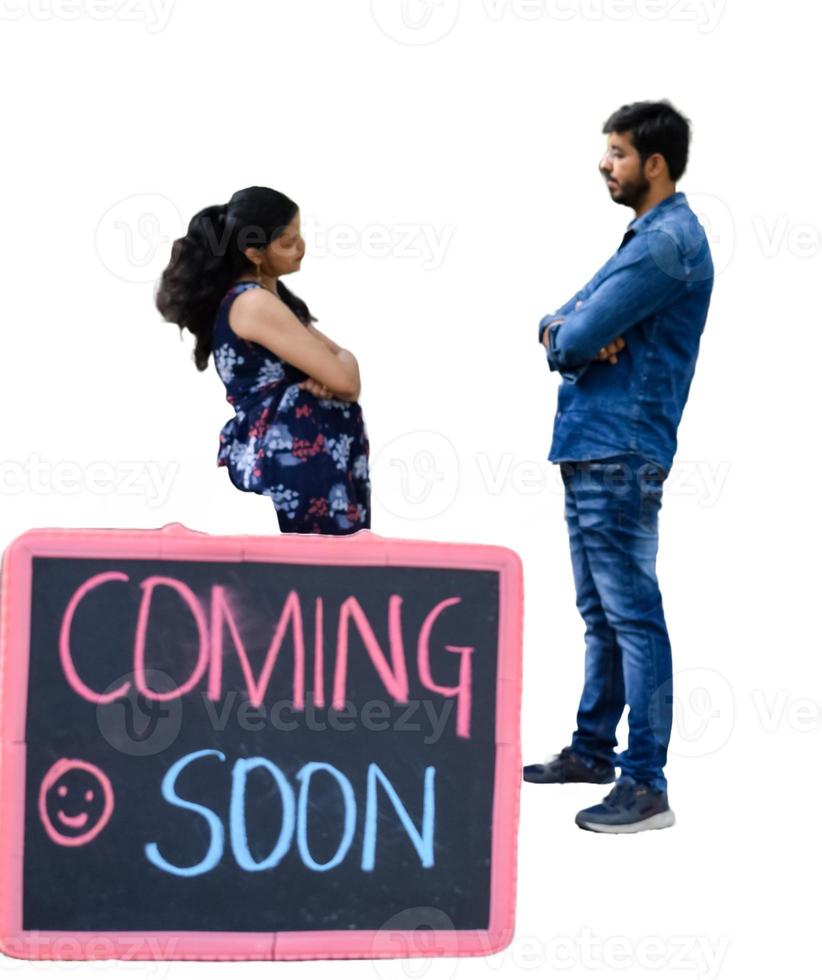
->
[144,749,436,877]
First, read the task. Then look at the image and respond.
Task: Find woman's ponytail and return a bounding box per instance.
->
[155,202,238,371]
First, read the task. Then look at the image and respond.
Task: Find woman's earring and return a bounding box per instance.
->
[255,262,262,285]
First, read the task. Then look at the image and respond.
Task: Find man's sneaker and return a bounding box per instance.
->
[575,778,675,833]
[523,746,615,784]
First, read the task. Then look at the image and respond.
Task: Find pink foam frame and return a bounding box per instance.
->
[0,523,523,962]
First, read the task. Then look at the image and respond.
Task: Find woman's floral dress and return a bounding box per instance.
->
[213,282,371,534]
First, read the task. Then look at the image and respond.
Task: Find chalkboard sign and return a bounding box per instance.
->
[0,523,522,961]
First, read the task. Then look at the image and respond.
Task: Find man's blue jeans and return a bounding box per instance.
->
[560,453,672,792]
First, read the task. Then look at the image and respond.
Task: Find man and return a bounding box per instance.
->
[524,100,714,833]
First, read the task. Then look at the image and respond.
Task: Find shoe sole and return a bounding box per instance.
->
[575,809,676,833]
[523,767,615,784]
[523,772,616,784]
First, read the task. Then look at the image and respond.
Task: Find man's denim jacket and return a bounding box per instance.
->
[538,191,714,473]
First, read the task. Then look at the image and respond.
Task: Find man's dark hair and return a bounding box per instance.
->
[602,100,692,182]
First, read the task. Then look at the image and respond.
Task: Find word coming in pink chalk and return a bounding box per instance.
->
[58,572,476,738]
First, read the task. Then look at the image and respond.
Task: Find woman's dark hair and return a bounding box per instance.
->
[155,185,316,371]
[602,100,691,182]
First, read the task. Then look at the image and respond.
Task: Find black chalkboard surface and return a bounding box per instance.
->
[0,523,522,961]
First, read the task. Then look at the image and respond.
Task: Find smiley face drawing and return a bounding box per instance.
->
[38,758,114,847]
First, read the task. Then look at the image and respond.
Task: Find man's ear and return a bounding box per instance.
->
[644,152,668,180]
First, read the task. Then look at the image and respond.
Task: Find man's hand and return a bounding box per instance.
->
[571,298,627,364]
[541,317,564,347]
[543,302,627,365]
[595,337,626,364]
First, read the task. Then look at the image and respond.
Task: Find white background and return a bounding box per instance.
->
[1,0,820,977]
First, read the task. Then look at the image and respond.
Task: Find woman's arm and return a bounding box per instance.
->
[230,289,361,400]
[300,317,362,400]
[301,323,361,400]
[305,321,343,355]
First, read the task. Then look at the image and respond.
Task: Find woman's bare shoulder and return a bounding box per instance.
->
[228,283,286,340]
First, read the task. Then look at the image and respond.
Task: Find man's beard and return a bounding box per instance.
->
[608,171,650,209]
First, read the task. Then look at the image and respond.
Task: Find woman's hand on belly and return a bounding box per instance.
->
[298,376,357,402]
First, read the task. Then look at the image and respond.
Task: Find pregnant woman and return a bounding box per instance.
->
[155,186,371,534]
